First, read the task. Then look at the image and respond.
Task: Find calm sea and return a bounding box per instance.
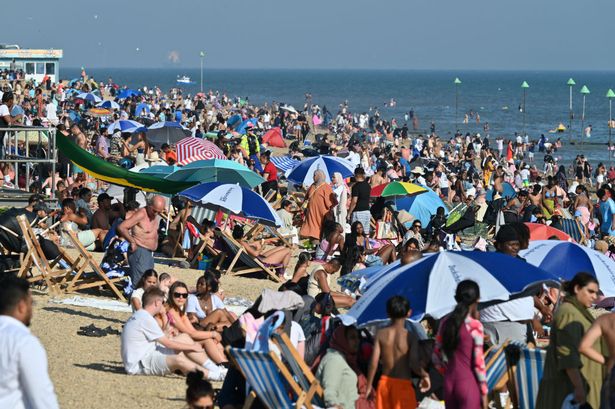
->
[64,68,615,164]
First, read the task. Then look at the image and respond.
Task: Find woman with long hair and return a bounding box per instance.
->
[433,280,487,409]
[186,273,236,331]
[165,281,227,365]
[130,269,158,311]
[536,273,603,409]
[349,221,396,266]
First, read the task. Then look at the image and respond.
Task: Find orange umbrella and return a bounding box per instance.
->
[524,222,573,242]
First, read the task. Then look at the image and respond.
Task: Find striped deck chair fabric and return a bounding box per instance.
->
[270,156,300,174]
[485,344,508,391]
[560,218,585,244]
[228,347,308,409]
[514,348,547,409]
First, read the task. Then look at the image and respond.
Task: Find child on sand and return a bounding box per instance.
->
[366,295,430,409]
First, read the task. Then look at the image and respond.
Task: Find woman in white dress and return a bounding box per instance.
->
[331,172,349,228]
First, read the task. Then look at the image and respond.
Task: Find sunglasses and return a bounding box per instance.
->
[191,405,213,409]
[173,292,188,299]
[413,224,422,228]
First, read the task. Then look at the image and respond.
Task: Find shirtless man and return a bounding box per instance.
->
[118,195,165,285]
[370,166,389,187]
[366,295,430,409]
[579,314,615,407]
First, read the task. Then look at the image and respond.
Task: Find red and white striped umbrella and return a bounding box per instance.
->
[176,137,226,166]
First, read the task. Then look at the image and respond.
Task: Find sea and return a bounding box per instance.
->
[64,68,615,164]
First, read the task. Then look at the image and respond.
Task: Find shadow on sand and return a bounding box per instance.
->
[42,306,125,325]
[74,361,125,374]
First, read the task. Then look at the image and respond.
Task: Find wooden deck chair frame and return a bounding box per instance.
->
[485,340,511,409]
[226,346,316,409]
[270,332,325,405]
[16,215,83,293]
[62,230,127,301]
[218,230,283,282]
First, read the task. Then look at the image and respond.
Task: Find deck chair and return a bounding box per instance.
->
[270,332,325,407]
[62,230,127,301]
[16,215,75,295]
[227,346,318,409]
[506,347,546,409]
[217,230,284,282]
[560,218,588,245]
[485,341,511,408]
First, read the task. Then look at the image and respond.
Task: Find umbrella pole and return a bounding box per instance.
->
[166,196,172,233]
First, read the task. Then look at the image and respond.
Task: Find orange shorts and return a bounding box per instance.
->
[376,375,417,409]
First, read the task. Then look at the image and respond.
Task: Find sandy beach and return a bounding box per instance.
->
[30,249,284,409]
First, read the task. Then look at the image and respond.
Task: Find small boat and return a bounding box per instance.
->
[176,75,194,84]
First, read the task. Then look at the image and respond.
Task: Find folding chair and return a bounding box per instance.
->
[560,218,587,245]
[16,215,74,295]
[227,346,319,409]
[506,347,547,409]
[270,332,325,407]
[217,230,284,282]
[62,229,127,301]
[485,341,511,409]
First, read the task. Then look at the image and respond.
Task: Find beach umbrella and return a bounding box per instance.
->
[179,182,282,226]
[135,102,151,117]
[286,155,356,186]
[227,114,243,128]
[138,164,180,177]
[280,104,298,114]
[107,120,145,134]
[97,100,120,110]
[146,121,190,146]
[339,260,403,293]
[525,222,572,242]
[485,182,517,201]
[520,240,615,296]
[116,89,141,99]
[236,118,258,134]
[176,137,226,165]
[340,251,559,326]
[395,186,448,226]
[262,127,286,148]
[87,107,112,118]
[370,181,427,198]
[165,159,265,188]
[75,92,102,103]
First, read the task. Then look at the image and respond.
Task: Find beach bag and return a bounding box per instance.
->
[375,221,396,239]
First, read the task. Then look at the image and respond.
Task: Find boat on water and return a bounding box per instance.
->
[176,75,194,84]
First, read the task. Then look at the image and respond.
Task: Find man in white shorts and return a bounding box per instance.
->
[120,287,226,380]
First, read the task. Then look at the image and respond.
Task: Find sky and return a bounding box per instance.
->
[3,0,614,70]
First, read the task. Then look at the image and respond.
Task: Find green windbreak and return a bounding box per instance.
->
[57,132,196,194]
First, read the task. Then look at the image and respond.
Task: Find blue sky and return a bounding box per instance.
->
[3,0,614,70]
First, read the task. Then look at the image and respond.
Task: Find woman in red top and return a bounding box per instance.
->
[260,152,278,198]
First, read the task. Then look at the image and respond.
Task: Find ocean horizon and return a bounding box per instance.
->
[63,67,615,163]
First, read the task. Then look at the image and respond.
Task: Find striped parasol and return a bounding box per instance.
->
[176,137,226,165]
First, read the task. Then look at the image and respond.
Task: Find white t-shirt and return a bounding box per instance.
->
[0,104,10,118]
[480,296,534,322]
[346,151,361,168]
[130,288,145,312]
[438,173,449,189]
[121,310,164,374]
[186,294,225,320]
[520,169,530,181]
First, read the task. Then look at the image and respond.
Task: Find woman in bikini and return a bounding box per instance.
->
[315,221,345,262]
[232,225,291,271]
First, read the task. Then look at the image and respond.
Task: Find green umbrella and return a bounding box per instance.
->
[165,159,265,188]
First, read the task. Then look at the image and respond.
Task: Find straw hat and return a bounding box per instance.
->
[145,151,161,162]
[411,166,425,175]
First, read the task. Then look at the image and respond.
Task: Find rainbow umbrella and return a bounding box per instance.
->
[370,181,427,198]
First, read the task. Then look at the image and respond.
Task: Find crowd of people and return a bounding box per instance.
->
[3,69,615,409]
